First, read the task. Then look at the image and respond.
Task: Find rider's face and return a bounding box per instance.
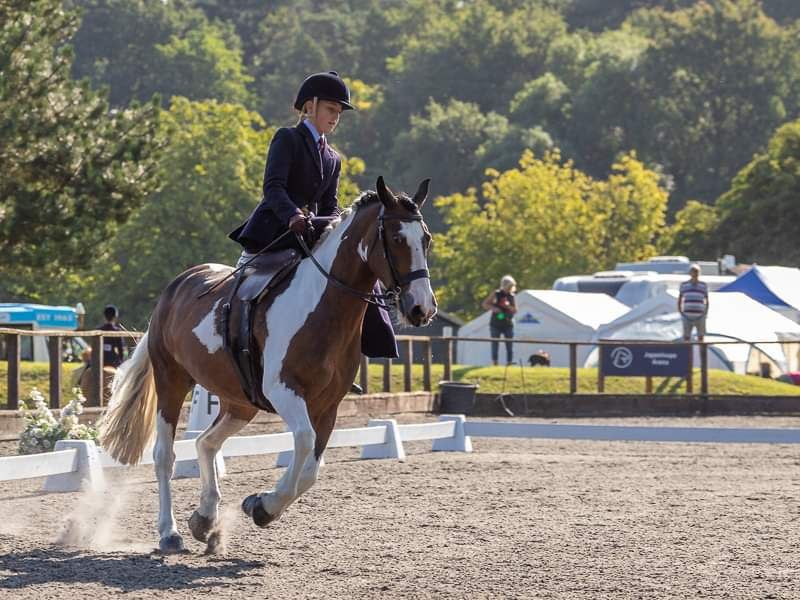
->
[306,99,343,135]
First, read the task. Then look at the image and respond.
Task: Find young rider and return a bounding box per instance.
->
[229,72,398,383]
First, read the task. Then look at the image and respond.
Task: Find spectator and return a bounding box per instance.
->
[678,264,709,341]
[98,304,125,367]
[482,275,517,365]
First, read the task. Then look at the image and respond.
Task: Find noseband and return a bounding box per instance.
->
[297,205,430,309]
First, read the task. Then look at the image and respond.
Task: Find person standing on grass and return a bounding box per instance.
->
[678,264,709,342]
[482,275,518,365]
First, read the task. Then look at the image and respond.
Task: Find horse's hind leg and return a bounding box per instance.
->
[152,357,192,554]
[189,403,255,553]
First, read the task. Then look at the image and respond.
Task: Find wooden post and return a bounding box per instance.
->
[645,376,653,394]
[443,338,453,381]
[88,335,104,407]
[403,339,413,392]
[700,342,709,396]
[686,342,694,394]
[569,343,577,395]
[359,354,369,395]
[382,358,392,393]
[48,335,62,409]
[597,344,605,393]
[6,334,20,410]
[422,338,432,392]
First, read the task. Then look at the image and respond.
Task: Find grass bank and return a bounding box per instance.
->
[2,361,798,409]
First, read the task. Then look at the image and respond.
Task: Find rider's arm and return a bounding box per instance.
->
[263,128,303,225]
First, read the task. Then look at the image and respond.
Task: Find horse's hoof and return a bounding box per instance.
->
[188,511,214,543]
[204,531,224,555]
[242,494,275,528]
[157,533,187,554]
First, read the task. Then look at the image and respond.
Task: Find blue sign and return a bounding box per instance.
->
[0,303,78,329]
[518,312,540,324]
[601,343,690,377]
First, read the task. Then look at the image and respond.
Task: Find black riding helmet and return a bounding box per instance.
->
[294,71,355,111]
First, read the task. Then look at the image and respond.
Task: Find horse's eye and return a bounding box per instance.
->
[392,235,403,244]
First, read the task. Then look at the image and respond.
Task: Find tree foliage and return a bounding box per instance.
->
[713,119,800,264]
[70,0,251,107]
[0,0,161,301]
[433,151,668,317]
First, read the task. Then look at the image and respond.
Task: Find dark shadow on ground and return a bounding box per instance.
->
[0,546,265,591]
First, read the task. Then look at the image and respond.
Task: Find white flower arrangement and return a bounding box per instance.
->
[18,388,99,455]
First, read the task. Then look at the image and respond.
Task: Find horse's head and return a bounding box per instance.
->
[367,177,438,327]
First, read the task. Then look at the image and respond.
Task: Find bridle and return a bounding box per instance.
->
[297,204,430,310]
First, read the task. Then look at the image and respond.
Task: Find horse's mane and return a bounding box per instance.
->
[317,189,419,243]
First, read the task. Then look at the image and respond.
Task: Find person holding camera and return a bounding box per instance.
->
[482,275,518,365]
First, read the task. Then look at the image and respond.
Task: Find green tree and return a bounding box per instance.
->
[433,150,668,317]
[70,0,251,107]
[658,200,720,258]
[386,99,553,230]
[626,0,800,206]
[0,0,161,301]
[713,119,800,264]
[383,1,567,120]
[86,99,274,327]
[589,153,668,266]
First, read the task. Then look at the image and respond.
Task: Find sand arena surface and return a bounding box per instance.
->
[1,416,799,599]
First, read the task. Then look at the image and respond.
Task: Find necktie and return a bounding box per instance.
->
[318,136,326,155]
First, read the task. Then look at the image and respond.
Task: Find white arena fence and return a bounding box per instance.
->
[3,415,800,493]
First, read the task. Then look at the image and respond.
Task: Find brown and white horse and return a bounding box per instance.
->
[99,178,437,554]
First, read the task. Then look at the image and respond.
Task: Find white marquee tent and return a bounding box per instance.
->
[456,290,629,367]
[588,291,800,374]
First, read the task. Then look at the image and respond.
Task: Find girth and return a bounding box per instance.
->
[220,249,302,411]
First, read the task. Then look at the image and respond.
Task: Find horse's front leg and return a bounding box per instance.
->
[295,405,338,497]
[242,384,316,527]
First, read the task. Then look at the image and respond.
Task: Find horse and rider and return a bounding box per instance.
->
[99,72,437,554]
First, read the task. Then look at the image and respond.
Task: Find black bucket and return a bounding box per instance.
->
[438,381,479,414]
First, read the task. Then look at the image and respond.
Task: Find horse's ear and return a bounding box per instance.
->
[376,176,397,208]
[412,178,431,209]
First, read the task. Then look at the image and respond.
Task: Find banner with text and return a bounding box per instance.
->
[600,343,690,377]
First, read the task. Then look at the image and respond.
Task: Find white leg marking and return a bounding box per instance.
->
[258,384,315,518]
[192,299,223,354]
[196,413,249,519]
[295,453,322,496]
[154,413,178,540]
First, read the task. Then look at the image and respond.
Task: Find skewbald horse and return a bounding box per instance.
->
[99,178,437,554]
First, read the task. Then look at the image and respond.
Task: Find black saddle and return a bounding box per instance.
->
[221,249,302,411]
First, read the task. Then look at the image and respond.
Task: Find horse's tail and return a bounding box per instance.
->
[98,332,157,465]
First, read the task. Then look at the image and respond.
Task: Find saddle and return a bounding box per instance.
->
[221,249,303,411]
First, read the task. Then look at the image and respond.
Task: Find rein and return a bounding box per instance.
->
[296,205,430,309]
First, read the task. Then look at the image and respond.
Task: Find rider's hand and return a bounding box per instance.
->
[288,213,307,234]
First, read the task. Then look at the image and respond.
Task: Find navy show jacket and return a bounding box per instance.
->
[229,123,341,252]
